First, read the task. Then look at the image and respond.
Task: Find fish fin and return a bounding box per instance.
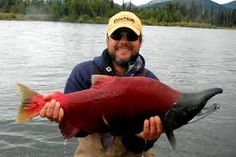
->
[16,83,44,124]
[166,129,176,150]
[91,75,115,88]
[59,118,80,139]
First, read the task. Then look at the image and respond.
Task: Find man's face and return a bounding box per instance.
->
[106,28,142,67]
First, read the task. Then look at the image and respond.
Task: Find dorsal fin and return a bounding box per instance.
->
[91,75,116,88]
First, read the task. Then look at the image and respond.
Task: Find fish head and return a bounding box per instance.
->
[165,87,223,130]
[163,87,223,149]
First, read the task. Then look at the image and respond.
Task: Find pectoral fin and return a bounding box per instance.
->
[59,118,80,139]
[166,129,176,150]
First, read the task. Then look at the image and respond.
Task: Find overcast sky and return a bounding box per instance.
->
[113,0,234,6]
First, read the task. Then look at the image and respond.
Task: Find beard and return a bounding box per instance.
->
[109,52,131,67]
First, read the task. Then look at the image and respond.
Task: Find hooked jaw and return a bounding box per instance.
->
[164,87,223,149]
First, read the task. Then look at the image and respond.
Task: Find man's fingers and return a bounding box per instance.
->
[142,119,150,138]
[39,99,63,123]
[148,116,163,140]
[58,108,64,122]
[52,102,64,122]
[39,104,48,118]
[52,102,60,122]
[45,99,56,118]
[136,116,163,141]
[149,117,157,140]
[154,116,164,133]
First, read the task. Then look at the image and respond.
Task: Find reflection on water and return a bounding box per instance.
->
[0,21,236,157]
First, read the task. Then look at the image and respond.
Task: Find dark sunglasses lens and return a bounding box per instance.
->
[126,31,138,41]
[110,31,123,40]
[110,30,139,41]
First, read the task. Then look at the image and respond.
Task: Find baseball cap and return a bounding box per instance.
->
[107,11,142,36]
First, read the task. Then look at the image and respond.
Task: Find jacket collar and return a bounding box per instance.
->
[93,49,145,76]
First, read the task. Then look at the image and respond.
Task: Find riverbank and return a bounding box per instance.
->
[0,13,52,21]
[0,12,24,20]
[0,12,235,29]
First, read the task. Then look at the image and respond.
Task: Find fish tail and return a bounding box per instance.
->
[16,83,44,124]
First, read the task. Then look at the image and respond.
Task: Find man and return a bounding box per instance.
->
[40,11,163,157]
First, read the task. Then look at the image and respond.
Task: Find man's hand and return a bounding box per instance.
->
[39,93,64,123]
[137,116,163,141]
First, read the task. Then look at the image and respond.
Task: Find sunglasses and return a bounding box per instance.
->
[110,30,139,41]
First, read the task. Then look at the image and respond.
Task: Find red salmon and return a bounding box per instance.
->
[16,75,222,149]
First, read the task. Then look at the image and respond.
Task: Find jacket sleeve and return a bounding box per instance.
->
[64,62,93,93]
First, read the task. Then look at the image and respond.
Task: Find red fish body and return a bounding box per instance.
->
[57,76,181,137]
[16,75,222,149]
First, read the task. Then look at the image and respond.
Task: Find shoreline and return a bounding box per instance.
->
[0,12,235,30]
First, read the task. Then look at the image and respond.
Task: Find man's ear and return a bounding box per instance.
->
[106,34,109,45]
[139,34,143,43]
[106,34,109,40]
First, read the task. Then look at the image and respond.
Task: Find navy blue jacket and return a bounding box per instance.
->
[64,49,158,153]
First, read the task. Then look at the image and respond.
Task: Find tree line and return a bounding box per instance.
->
[136,1,236,27]
[0,0,235,27]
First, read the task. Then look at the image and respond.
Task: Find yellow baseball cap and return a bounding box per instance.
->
[107,11,142,36]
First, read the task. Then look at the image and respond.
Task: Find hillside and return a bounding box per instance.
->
[223,1,236,9]
[139,0,227,12]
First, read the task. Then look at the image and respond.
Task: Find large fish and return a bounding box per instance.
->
[16,75,223,149]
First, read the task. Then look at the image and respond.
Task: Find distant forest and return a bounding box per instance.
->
[0,0,235,27]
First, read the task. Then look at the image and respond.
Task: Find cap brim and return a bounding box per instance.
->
[107,24,140,36]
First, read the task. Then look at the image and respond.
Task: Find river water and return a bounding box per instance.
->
[0,20,235,157]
